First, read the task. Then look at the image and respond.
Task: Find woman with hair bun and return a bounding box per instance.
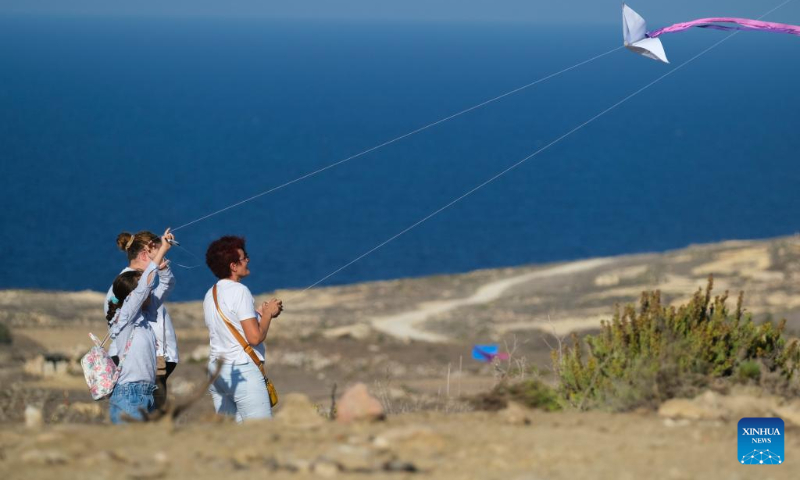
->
[106,230,179,412]
[106,228,175,424]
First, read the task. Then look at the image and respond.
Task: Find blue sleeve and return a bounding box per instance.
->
[110,262,158,337]
[152,264,175,306]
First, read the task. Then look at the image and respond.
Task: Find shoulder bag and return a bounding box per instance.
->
[212,284,278,407]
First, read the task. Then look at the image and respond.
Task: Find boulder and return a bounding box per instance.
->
[336,383,385,424]
[658,398,723,421]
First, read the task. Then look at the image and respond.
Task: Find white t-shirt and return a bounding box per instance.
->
[203,279,265,365]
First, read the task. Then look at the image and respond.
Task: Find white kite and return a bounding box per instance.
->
[623,3,800,64]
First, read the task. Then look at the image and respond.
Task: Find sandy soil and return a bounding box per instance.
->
[1,408,798,480]
[1,235,799,478]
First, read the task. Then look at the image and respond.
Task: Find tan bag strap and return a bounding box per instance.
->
[213,284,267,377]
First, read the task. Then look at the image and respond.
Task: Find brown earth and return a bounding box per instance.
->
[1,235,799,478]
[3,406,799,480]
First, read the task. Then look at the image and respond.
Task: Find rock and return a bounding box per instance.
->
[658,398,723,421]
[280,457,312,473]
[35,432,64,444]
[275,393,325,428]
[384,460,417,472]
[81,450,129,467]
[23,356,45,377]
[279,351,335,371]
[153,451,169,465]
[663,418,691,428]
[497,401,532,426]
[660,389,786,423]
[772,400,800,427]
[336,383,385,424]
[233,448,269,469]
[594,273,620,287]
[189,345,210,362]
[717,392,777,419]
[69,402,103,418]
[169,378,197,397]
[20,448,70,465]
[312,459,340,477]
[373,425,446,453]
[321,445,390,472]
[126,465,166,480]
[25,405,43,429]
[323,324,371,340]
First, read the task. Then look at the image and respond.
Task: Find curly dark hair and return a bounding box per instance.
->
[206,236,247,279]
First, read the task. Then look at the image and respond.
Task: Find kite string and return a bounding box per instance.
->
[169,244,205,269]
[170,45,624,233]
[283,0,793,301]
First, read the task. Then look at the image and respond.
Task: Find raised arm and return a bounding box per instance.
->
[110,261,158,337]
[152,263,175,304]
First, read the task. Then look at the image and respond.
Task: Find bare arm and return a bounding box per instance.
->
[240,299,282,346]
[240,316,271,346]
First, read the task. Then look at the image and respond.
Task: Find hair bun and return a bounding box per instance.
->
[116,232,133,251]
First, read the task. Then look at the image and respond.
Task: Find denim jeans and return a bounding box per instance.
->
[208,360,272,423]
[110,382,156,424]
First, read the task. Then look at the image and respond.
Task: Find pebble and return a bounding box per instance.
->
[20,448,70,465]
[24,405,44,430]
[312,460,339,477]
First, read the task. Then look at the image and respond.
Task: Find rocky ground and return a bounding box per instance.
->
[1,235,799,478]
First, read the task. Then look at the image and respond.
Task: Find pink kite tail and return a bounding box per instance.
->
[648,18,800,38]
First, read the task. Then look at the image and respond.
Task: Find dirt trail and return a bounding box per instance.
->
[370,258,612,342]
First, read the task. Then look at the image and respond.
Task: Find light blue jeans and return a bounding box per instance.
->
[208,360,272,422]
[109,382,156,424]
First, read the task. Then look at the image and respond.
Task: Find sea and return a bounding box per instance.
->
[1,15,798,301]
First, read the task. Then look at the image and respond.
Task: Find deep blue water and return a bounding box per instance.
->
[1,15,798,301]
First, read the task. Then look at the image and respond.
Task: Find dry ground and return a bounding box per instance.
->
[1,235,799,478]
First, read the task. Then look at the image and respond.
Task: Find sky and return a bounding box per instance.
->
[0,1,791,24]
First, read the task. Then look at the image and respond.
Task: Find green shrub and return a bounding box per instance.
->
[0,322,11,345]
[474,378,562,412]
[737,360,761,382]
[553,276,800,411]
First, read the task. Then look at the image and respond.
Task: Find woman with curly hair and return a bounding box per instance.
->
[203,236,282,422]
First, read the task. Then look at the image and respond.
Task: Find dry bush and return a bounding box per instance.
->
[554,276,800,411]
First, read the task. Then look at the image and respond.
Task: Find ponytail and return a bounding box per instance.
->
[106,299,121,324]
[108,270,144,323]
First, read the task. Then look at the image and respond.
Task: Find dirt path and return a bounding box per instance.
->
[370,258,612,342]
